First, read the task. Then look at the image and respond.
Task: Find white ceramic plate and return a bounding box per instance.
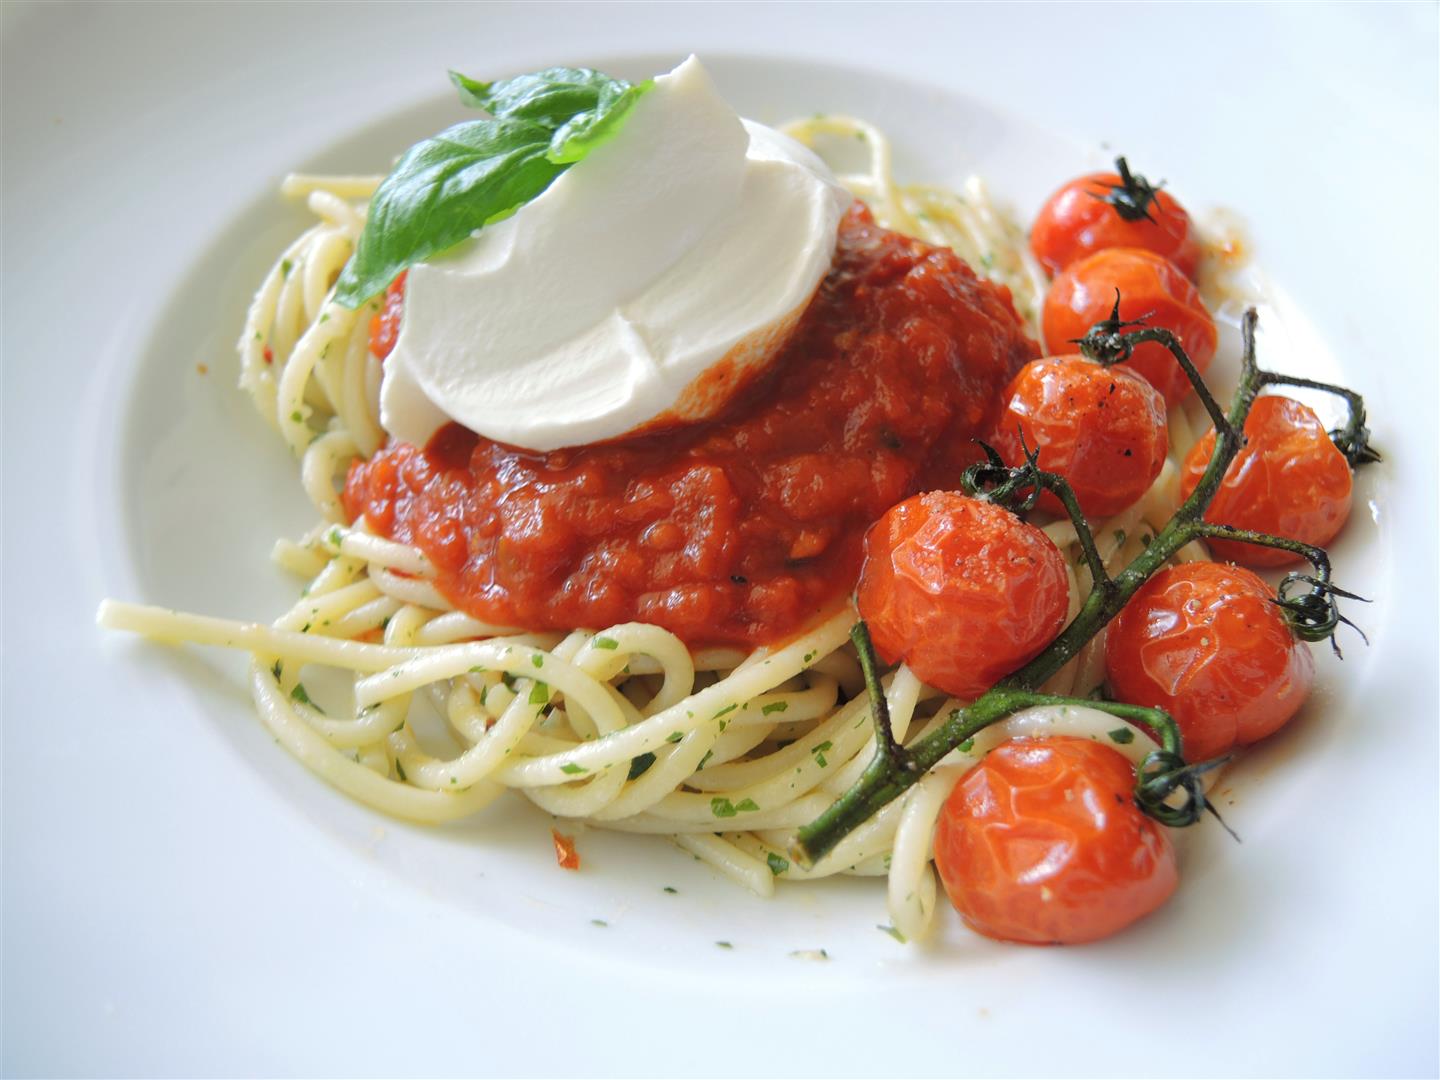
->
[4,4,1436,1076]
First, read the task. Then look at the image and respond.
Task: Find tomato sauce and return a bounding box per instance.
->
[343,205,1037,647]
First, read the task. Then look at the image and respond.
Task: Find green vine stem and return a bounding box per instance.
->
[792,306,1375,867]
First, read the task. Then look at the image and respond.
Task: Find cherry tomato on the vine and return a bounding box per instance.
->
[1105,562,1314,762]
[1030,160,1200,279]
[856,492,1069,701]
[368,271,407,361]
[1179,395,1353,567]
[989,354,1169,519]
[1042,248,1217,406]
[934,736,1178,945]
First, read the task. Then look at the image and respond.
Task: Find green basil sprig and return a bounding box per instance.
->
[333,67,650,308]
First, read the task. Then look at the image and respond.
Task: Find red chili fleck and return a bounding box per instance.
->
[262,345,274,364]
[552,828,580,870]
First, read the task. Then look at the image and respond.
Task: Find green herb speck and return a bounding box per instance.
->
[767,852,790,876]
[1108,727,1135,744]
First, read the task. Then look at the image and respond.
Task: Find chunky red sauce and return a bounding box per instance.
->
[344,205,1037,647]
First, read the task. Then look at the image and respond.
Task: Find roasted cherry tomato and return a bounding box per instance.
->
[1179,395,1353,567]
[368,270,407,361]
[934,736,1178,945]
[856,492,1069,700]
[1042,248,1217,406]
[989,354,1169,519]
[1030,158,1200,279]
[1105,562,1314,762]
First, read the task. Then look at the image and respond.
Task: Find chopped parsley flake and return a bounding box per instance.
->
[628,753,656,780]
[958,737,975,753]
[1108,727,1135,744]
[394,759,408,782]
[761,701,788,716]
[811,740,833,768]
[665,731,684,743]
[877,923,907,943]
[767,852,790,876]
[531,654,544,668]
[713,703,738,718]
[289,683,322,712]
[528,681,549,705]
[715,941,733,949]
[594,636,619,650]
[711,797,738,818]
[280,258,293,278]
[590,919,607,928]
[326,526,342,547]
[560,763,588,775]
[290,410,303,423]
[663,886,678,894]
[698,750,714,770]
[735,797,759,813]
[270,660,283,680]
[803,651,816,664]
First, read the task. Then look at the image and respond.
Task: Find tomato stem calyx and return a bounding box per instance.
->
[794,307,1376,867]
[963,438,1114,595]
[1087,156,1165,224]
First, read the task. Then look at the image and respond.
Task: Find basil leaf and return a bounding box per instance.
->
[334,66,651,308]
[546,81,648,164]
[333,117,562,307]
[449,67,624,127]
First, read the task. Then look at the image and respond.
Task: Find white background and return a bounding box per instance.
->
[4,2,1437,1076]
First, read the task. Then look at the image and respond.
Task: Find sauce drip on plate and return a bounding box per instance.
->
[344,205,1037,646]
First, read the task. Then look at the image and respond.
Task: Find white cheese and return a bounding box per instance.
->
[379,55,852,452]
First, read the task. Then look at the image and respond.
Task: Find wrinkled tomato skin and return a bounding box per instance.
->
[856,492,1069,700]
[1030,171,1200,279]
[1180,396,1353,567]
[1105,562,1314,762]
[345,207,1036,648]
[934,736,1178,945]
[989,354,1169,519]
[1042,248,1216,406]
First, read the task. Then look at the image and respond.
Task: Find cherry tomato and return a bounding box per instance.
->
[1042,248,1217,406]
[1030,159,1200,279]
[1179,395,1353,567]
[856,492,1069,700]
[368,270,407,361]
[989,354,1169,519]
[1105,562,1314,762]
[934,736,1178,945]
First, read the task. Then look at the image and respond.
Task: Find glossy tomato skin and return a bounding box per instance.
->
[1030,171,1200,279]
[856,492,1069,700]
[989,354,1169,519]
[1179,396,1353,567]
[1105,562,1314,762]
[934,736,1178,945]
[1042,248,1217,406]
